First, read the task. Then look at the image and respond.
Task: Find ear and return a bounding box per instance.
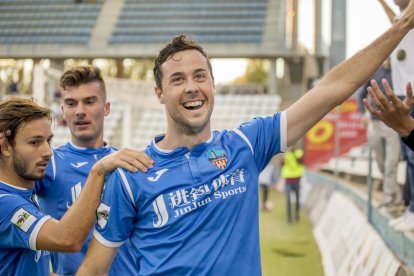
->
[60,104,66,121]
[0,135,11,157]
[104,101,111,117]
[154,87,165,104]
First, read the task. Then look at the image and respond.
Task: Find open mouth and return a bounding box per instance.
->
[182,100,204,110]
[75,121,89,127]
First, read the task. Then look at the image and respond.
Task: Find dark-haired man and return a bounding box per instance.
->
[79,2,414,273]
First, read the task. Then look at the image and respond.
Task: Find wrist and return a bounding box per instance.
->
[90,165,107,178]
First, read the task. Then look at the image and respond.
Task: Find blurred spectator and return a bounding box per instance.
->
[8,81,18,95]
[364,79,414,232]
[259,162,275,211]
[378,0,414,232]
[281,144,305,223]
[358,59,402,211]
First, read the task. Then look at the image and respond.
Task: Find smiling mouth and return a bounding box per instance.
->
[182,100,204,110]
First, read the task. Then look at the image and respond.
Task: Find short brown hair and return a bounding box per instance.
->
[59,65,106,99]
[153,34,214,89]
[0,97,52,146]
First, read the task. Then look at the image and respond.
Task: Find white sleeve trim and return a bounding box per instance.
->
[93,229,125,248]
[280,110,288,152]
[29,215,51,250]
[51,152,56,180]
[116,168,136,208]
[233,128,254,155]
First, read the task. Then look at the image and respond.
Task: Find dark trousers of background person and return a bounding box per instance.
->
[285,182,300,223]
[260,183,269,206]
[402,144,414,213]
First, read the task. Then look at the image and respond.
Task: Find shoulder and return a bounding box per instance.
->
[0,193,31,222]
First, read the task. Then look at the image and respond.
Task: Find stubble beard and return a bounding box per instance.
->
[13,152,43,181]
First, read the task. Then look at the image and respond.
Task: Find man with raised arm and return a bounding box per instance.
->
[78,1,414,274]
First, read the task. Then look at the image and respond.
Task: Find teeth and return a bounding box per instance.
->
[183,101,202,108]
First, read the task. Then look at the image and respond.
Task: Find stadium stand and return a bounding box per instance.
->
[0,0,104,45]
[110,1,267,44]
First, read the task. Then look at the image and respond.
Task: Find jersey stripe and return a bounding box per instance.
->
[116,168,136,208]
[233,128,254,155]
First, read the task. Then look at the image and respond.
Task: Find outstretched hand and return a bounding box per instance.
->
[94,148,154,177]
[363,79,414,136]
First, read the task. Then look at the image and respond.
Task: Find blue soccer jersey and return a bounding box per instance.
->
[0,182,51,276]
[35,142,139,275]
[94,112,287,275]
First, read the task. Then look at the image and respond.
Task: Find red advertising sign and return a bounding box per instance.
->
[304,97,367,169]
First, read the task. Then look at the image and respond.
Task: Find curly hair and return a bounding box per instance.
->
[153,34,214,89]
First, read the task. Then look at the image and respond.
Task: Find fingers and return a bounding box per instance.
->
[403,82,413,107]
[363,98,380,117]
[116,148,154,172]
[103,148,154,175]
[382,79,401,107]
[369,79,390,111]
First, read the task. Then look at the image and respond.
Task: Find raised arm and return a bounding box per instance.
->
[364,79,414,136]
[285,0,414,146]
[35,148,153,252]
[378,0,398,23]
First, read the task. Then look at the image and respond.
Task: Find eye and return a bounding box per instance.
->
[195,73,206,80]
[65,101,75,107]
[29,140,39,146]
[172,76,184,84]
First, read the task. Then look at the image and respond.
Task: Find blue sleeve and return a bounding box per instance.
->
[93,168,137,248]
[0,195,50,250]
[237,112,285,172]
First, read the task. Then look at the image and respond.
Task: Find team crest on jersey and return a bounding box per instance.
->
[205,148,228,169]
[96,202,110,229]
[11,208,36,232]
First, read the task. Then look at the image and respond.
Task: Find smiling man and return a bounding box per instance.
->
[79,2,414,273]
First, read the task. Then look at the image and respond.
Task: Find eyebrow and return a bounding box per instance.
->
[168,68,208,79]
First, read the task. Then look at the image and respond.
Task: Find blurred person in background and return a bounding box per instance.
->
[358,58,402,211]
[378,0,414,231]
[364,79,414,232]
[259,162,276,211]
[281,143,305,223]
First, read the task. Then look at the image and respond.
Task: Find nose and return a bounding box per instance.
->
[75,102,86,116]
[42,141,53,159]
[184,80,199,94]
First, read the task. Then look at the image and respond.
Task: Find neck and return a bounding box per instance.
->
[0,166,34,189]
[157,127,212,151]
[71,137,105,149]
